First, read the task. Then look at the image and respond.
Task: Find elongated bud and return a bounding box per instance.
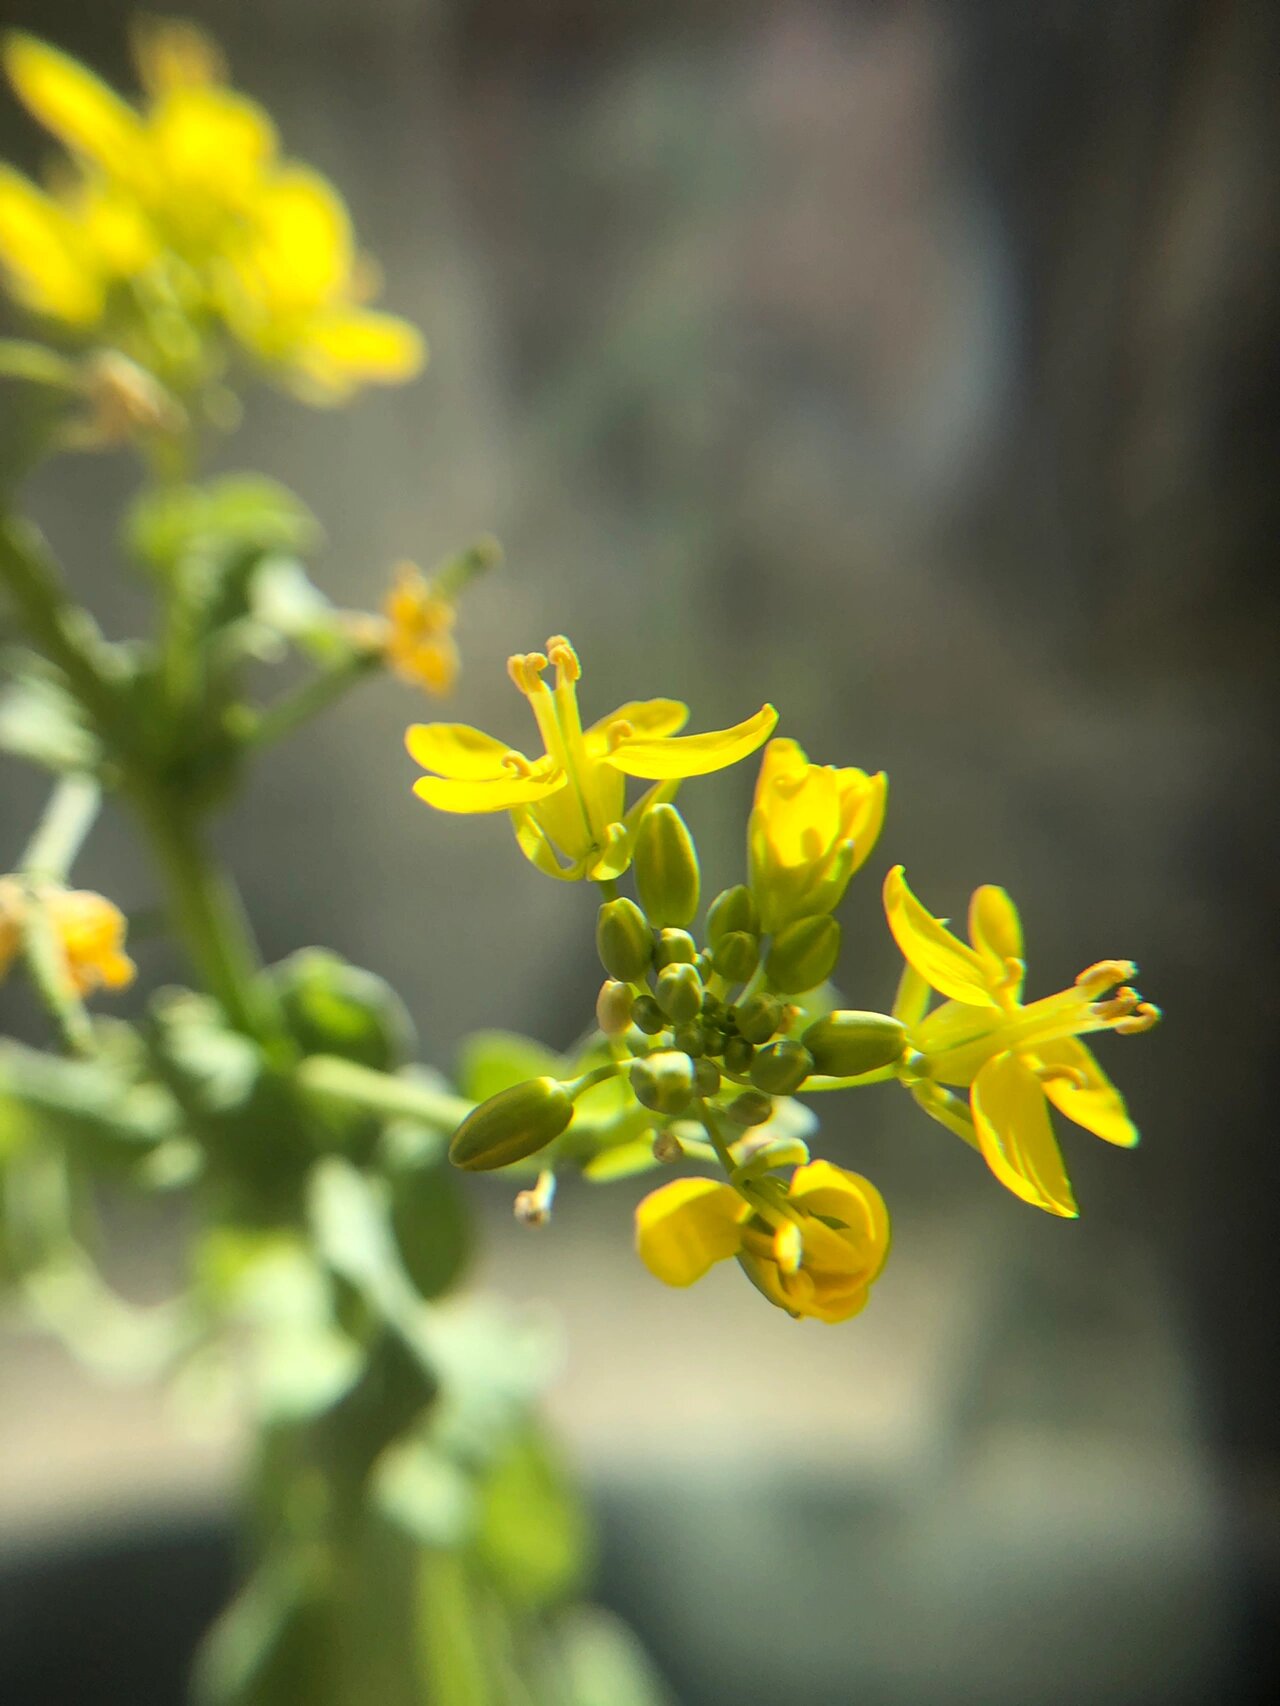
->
[596,897,653,982]
[734,992,783,1045]
[654,928,697,968]
[727,1089,774,1126]
[450,1077,574,1171]
[631,994,667,1035]
[706,884,759,946]
[712,930,760,983]
[629,1050,697,1116]
[655,961,703,1024]
[749,1040,815,1095]
[802,1011,907,1077]
[766,916,841,994]
[596,979,634,1036]
[634,804,700,928]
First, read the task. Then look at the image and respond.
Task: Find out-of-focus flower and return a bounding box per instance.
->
[381,562,459,696]
[405,635,777,881]
[748,737,886,932]
[635,1159,890,1323]
[885,865,1159,1218]
[0,876,135,995]
[0,23,423,403]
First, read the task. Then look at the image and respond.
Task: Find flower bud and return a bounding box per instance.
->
[653,1130,685,1163]
[802,1011,907,1077]
[672,1019,707,1057]
[712,930,760,983]
[734,992,783,1045]
[596,897,653,982]
[694,1058,722,1097]
[634,804,700,928]
[727,1089,774,1126]
[450,1077,574,1172]
[706,884,759,946]
[654,928,698,968]
[749,1040,815,1095]
[765,916,841,994]
[723,1035,755,1075]
[596,979,634,1035]
[631,994,667,1036]
[630,1050,697,1116]
[655,961,703,1025]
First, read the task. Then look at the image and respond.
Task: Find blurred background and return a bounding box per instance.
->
[1,1,1277,1702]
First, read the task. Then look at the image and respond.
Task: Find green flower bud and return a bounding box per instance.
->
[706,884,759,947]
[802,1011,907,1077]
[629,1050,696,1116]
[656,961,703,1024]
[766,915,841,994]
[631,994,667,1036]
[696,951,716,982]
[654,928,697,968]
[596,897,653,982]
[450,1077,573,1172]
[672,1019,706,1057]
[634,804,700,928]
[749,1040,815,1095]
[695,1058,722,1097]
[596,979,634,1036]
[712,930,760,983]
[727,1089,774,1126]
[734,992,783,1045]
[723,1035,755,1075]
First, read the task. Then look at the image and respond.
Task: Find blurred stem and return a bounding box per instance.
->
[296,1054,471,1131]
[0,340,80,389]
[18,889,96,1057]
[236,651,382,752]
[19,773,101,879]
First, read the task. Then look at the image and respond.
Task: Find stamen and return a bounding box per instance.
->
[1091,987,1140,1022]
[1036,1062,1088,1090]
[1075,959,1139,997]
[513,1170,557,1226]
[997,956,1025,994]
[774,1220,803,1276]
[603,719,635,752]
[544,635,581,685]
[501,749,536,777]
[1115,1002,1161,1035]
[506,651,548,696]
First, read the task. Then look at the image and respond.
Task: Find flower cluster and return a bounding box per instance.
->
[411,636,1161,1323]
[0,876,135,996]
[0,20,422,405]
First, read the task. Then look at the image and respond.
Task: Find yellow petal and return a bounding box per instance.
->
[412,768,565,815]
[405,722,521,780]
[4,33,146,179]
[0,167,102,323]
[150,88,276,199]
[634,1177,748,1287]
[606,703,778,780]
[968,883,1024,996]
[510,809,589,880]
[789,1160,891,1278]
[971,1052,1077,1217]
[883,866,999,1007]
[845,770,888,874]
[585,697,689,748]
[296,308,425,390]
[1037,1038,1137,1148]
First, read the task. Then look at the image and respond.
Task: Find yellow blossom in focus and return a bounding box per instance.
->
[634,1160,890,1323]
[0,876,135,996]
[0,24,423,403]
[748,736,887,932]
[884,865,1159,1218]
[405,635,777,881]
[382,562,459,696]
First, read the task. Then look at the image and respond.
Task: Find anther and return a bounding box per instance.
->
[652,1131,685,1164]
[1075,959,1139,997]
[774,1220,803,1277]
[603,719,635,752]
[1115,1002,1161,1035]
[544,635,581,684]
[1091,988,1140,1022]
[1036,1063,1088,1090]
[501,749,536,776]
[506,651,548,695]
[513,1170,557,1226]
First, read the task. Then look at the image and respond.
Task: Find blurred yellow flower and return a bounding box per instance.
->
[884,865,1159,1218]
[635,1160,890,1323]
[406,635,777,881]
[748,736,886,932]
[0,877,135,996]
[382,562,459,696]
[0,23,423,403]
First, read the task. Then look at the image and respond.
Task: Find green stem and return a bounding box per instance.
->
[0,340,81,389]
[19,774,101,879]
[295,1054,472,1131]
[234,653,381,752]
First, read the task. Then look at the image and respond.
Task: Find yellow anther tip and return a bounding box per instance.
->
[545,634,581,683]
[506,650,549,695]
[1075,958,1139,996]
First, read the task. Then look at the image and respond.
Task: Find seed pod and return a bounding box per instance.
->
[802,1011,907,1077]
[706,884,759,946]
[712,930,760,983]
[734,992,783,1045]
[450,1077,573,1172]
[727,1089,774,1127]
[749,1040,815,1096]
[634,804,700,928]
[596,898,653,982]
[631,994,667,1036]
[654,928,697,968]
[656,961,703,1025]
[766,916,841,994]
[723,1035,756,1075]
[630,1050,697,1116]
[596,979,634,1036]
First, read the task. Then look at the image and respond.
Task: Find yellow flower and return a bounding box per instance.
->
[406,635,777,881]
[382,562,459,696]
[884,866,1159,1218]
[634,1160,890,1323]
[0,877,135,996]
[747,737,887,932]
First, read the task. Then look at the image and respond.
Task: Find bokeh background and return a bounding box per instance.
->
[2,2,1277,1703]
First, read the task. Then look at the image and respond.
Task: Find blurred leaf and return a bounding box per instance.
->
[0,655,102,772]
[126,474,318,580]
[551,1607,677,1706]
[474,1425,592,1611]
[420,1294,560,1465]
[272,948,417,1073]
[390,1159,471,1301]
[415,1551,493,1706]
[373,1431,475,1548]
[456,1030,562,1104]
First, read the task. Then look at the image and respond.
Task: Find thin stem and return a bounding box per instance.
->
[295,1053,472,1130]
[19,774,101,879]
[234,652,381,751]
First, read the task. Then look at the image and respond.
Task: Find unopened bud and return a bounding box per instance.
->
[734,992,783,1045]
[723,1035,755,1075]
[749,1040,815,1095]
[694,1057,722,1096]
[672,1019,707,1057]
[634,804,700,928]
[652,1129,685,1163]
[655,961,703,1025]
[596,897,653,982]
[727,1089,774,1127]
[596,979,634,1035]
[654,928,697,968]
[630,1050,697,1116]
[712,930,760,983]
[802,1011,907,1077]
[631,994,667,1036]
[766,915,841,994]
[450,1077,574,1172]
[706,885,759,946]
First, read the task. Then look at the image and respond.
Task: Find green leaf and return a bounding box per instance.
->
[373,1431,475,1548]
[0,656,101,772]
[456,1029,562,1104]
[390,1159,472,1301]
[474,1425,592,1610]
[125,474,318,578]
[272,948,417,1073]
[551,1607,677,1706]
